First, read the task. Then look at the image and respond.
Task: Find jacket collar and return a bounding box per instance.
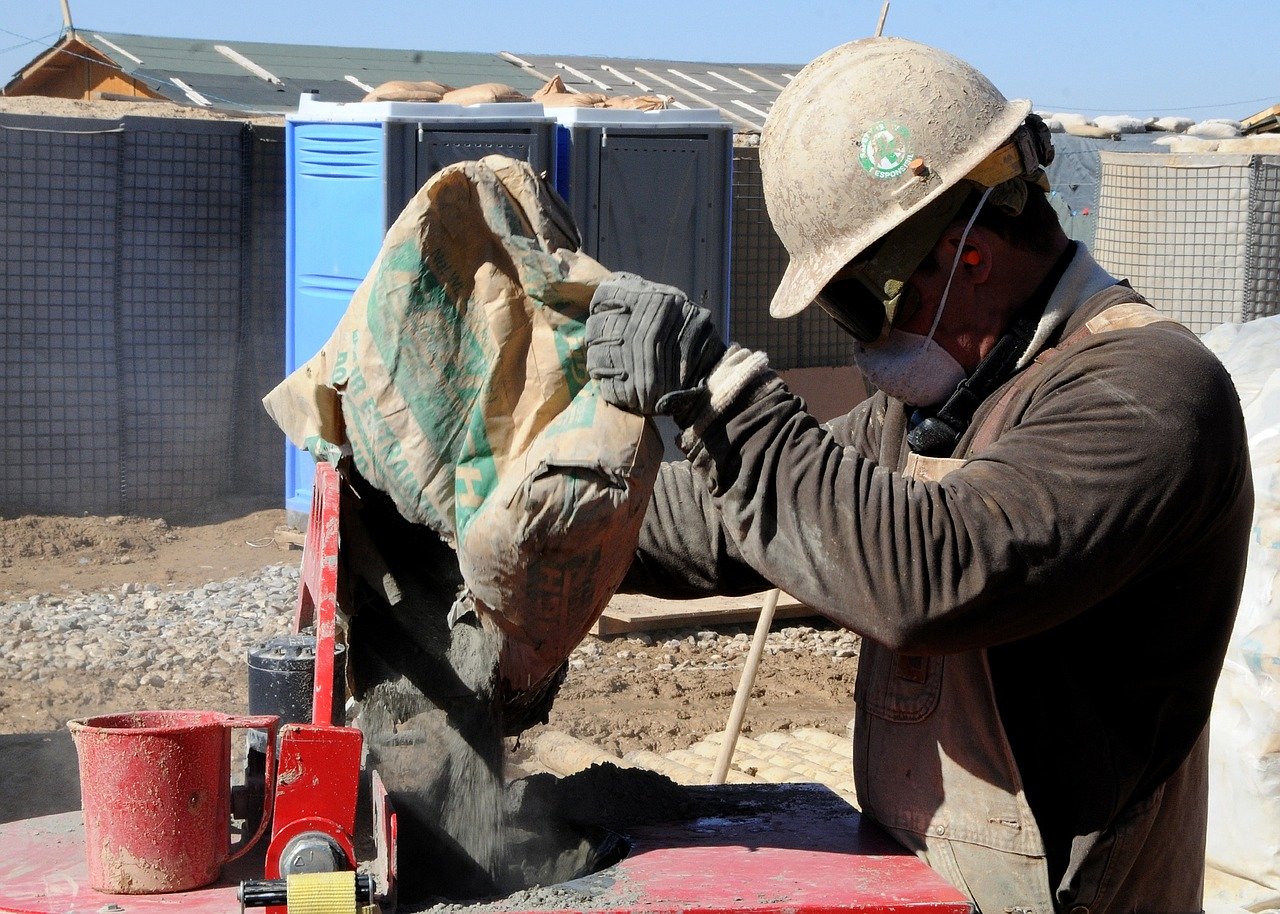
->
[1016,243,1119,368]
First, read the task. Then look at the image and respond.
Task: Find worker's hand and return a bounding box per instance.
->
[585,273,726,416]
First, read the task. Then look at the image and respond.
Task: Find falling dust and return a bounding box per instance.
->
[343,474,684,906]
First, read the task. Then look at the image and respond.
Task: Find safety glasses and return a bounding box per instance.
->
[813,183,971,342]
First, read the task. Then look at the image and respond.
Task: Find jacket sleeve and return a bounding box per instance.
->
[621,394,882,599]
[667,326,1250,655]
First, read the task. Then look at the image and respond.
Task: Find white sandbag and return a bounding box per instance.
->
[1093,115,1149,134]
[1051,112,1090,128]
[1158,136,1222,153]
[1188,121,1243,139]
[1150,116,1194,133]
[1200,316,1280,901]
[1064,122,1120,139]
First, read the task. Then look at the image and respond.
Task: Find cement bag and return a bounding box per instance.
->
[1201,316,1280,911]
[265,155,662,697]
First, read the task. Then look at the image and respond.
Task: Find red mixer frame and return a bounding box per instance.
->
[264,462,397,905]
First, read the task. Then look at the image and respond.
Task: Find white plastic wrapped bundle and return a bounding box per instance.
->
[1201,316,1280,913]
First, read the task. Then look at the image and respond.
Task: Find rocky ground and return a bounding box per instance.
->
[0,509,857,825]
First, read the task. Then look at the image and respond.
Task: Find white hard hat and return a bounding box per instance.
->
[762,37,1039,319]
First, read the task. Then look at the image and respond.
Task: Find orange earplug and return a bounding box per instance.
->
[961,249,981,267]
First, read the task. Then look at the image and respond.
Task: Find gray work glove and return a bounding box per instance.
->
[585,273,726,417]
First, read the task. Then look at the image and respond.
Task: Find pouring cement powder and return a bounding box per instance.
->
[345,472,671,903]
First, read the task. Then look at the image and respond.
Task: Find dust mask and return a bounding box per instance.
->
[851,187,993,407]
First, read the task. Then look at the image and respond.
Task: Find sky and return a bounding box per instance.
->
[1,0,1277,122]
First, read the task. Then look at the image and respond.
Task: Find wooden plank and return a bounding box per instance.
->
[1242,102,1280,130]
[591,591,817,636]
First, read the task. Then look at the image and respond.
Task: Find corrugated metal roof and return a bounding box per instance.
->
[8,30,800,126]
[73,31,551,112]
[506,53,797,131]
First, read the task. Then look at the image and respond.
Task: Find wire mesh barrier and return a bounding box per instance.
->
[729,146,856,370]
[0,114,285,518]
[237,128,288,503]
[0,120,125,515]
[1095,152,1280,335]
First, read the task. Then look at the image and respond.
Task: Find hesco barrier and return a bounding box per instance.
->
[1095,151,1280,335]
[0,113,284,517]
[728,146,855,370]
[1,116,858,520]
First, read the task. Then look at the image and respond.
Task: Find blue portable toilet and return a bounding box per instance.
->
[284,95,557,523]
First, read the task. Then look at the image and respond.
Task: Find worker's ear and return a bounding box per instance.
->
[938,226,994,285]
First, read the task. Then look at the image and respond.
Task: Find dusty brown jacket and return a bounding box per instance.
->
[624,248,1253,912]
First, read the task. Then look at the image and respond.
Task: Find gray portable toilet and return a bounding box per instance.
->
[553,107,734,334]
[284,95,557,521]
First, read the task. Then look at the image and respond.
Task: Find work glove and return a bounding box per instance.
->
[585,273,726,417]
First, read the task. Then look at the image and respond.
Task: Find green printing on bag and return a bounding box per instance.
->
[367,238,490,460]
[344,366,450,532]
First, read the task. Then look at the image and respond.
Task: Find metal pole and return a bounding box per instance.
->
[875,1,891,37]
[711,588,782,784]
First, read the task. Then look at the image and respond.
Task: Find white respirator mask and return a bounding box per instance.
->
[851,187,993,407]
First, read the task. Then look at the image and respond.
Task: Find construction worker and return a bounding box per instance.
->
[585,37,1252,914]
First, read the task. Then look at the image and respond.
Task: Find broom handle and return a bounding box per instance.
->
[711,588,781,784]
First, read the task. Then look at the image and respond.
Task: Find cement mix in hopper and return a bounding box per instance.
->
[265,156,664,901]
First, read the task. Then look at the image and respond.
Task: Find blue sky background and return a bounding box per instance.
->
[2,1,1277,121]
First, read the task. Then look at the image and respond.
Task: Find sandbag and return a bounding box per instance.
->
[533,76,666,111]
[1150,115,1194,133]
[531,75,577,100]
[1093,115,1150,134]
[363,79,454,102]
[538,92,608,108]
[603,95,668,111]
[1064,121,1119,139]
[440,83,529,105]
[1050,112,1090,128]
[1188,120,1241,139]
[265,155,662,699]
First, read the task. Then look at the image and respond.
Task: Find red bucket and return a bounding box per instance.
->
[67,710,277,894]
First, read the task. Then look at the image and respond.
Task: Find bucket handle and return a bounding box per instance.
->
[224,714,278,865]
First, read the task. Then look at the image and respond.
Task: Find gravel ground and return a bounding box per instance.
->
[2,563,856,710]
[0,565,301,696]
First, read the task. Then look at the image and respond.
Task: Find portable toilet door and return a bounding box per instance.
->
[555,108,734,336]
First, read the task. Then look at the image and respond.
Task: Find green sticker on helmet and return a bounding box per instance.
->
[858,121,912,179]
